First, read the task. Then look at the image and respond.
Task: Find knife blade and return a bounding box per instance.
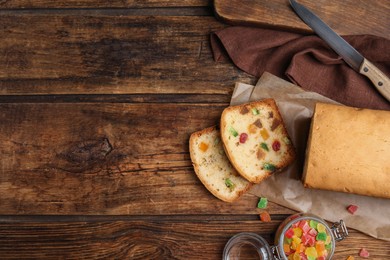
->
[289,0,390,102]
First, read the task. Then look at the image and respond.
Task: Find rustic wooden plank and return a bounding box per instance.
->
[214,0,390,37]
[0,94,232,104]
[0,102,295,215]
[0,14,255,95]
[0,0,210,8]
[0,218,389,259]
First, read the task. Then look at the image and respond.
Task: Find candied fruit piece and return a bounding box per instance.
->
[295,243,305,253]
[299,220,311,233]
[283,244,291,254]
[239,133,248,143]
[285,228,295,239]
[293,227,303,238]
[292,236,302,246]
[325,234,332,245]
[317,223,326,233]
[302,233,315,247]
[305,247,318,258]
[248,124,257,134]
[199,142,208,152]
[292,252,301,260]
[309,220,318,229]
[308,228,318,237]
[316,232,327,241]
[260,128,270,140]
[259,211,271,222]
[359,248,369,258]
[257,197,268,209]
[347,204,358,214]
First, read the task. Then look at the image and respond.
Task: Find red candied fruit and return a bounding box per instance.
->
[239,133,248,143]
[359,248,369,258]
[298,220,311,233]
[285,228,294,239]
[272,140,281,151]
[347,204,358,214]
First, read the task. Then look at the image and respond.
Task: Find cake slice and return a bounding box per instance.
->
[220,99,295,183]
[189,126,252,202]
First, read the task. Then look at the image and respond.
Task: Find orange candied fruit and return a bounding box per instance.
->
[248,124,258,134]
[199,142,209,152]
[283,243,291,254]
[295,242,305,253]
[260,128,270,140]
[259,211,272,222]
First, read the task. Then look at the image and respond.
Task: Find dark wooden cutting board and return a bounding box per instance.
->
[214,0,390,37]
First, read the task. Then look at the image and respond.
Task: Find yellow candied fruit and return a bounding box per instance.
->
[248,124,257,134]
[317,223,326,233]
[293,227,303,238]
[305,247,318,258]
[325,234,332,245]
[292,236,301,246]
[291,241,298,250]
[292,252,300,260]
[260,128,270,140]
[318,250,328,257]
[288,254,294,260]
[346,256,355,260]
[199,142,209,152]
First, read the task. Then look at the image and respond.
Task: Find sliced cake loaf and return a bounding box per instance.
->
[189,126,252,202]
[220,99,295,183]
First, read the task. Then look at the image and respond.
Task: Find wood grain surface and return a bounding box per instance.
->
[214,0,390,37]
[1,218,389,259]
[0,102,270,215]
[1,1,389,259]
[0,14,254,95]
[0,0,210,8]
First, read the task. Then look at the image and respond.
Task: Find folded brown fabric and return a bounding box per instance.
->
[211,26,390,110]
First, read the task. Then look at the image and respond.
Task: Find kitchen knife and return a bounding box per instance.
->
[289,0,390,102]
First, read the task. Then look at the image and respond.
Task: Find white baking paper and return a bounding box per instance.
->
[232,72,390,241]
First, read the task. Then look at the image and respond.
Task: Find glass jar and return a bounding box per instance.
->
[223,213,348,260]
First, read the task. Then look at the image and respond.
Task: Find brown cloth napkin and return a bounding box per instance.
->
[211,26,390,110]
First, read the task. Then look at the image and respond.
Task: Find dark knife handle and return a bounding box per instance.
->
[359,58,390,102]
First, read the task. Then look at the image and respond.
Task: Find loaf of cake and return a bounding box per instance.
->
[303,102,390,198]
[220,99,296,183]
[189,126,252,202]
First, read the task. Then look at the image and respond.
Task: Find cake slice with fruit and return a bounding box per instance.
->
[220,99,295,183]
[189,126,252,202]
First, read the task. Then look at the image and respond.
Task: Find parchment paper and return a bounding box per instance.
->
[231,72,390,241]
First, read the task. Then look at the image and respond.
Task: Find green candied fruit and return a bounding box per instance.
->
[260,142,269,151]
[257,197,268,209]
[308,257,316,260]
[263,162,276,172]
[325,243,332,250]
[316,232,327,241]
[229,126,238,137]
[309,220,318,229]
[284,237,292,244]
[251,107,259,115]
[225,178,235,191]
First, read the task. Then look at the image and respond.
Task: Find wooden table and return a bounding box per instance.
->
[0,1,389,259]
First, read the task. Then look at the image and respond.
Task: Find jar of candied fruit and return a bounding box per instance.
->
[223,213,348,260]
